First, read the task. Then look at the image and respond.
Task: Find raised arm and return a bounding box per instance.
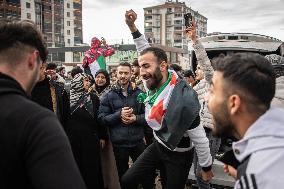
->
[125,9,150,53]
[185,20,213,83]
[101,38,115,57]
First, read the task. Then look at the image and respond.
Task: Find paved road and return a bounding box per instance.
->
[154,160,235,189]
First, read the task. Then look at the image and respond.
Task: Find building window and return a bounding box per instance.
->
[67,3,70,8]
[145,15,152,20]
[145,28,152,32]
[67,12,70,17]
[228,36,238,40]
[27,13,31,19]
[166,21,172,25]
[67,21,70,26]
[68,39,71,44]
[174,7,182,12]
[174,13,182,18]
[174,39,182,43]
[241,36,248,40]
[145,22,152,27]
[174,20,182,25]
[67,30,70,35]
[166,33,171,39]
[174,26,182,30]
[26,2,31,8]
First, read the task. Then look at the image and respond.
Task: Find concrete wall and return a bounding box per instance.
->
[64,0,75,47]
[21,0,35,21]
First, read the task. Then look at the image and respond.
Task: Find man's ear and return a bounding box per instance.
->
[27,51,38,70]
[228,94,241,115]
[160,61,168,72]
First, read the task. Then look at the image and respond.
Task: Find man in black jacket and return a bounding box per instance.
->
[31,62,70,129]
[99,62,149,188]
[0,20,86,189]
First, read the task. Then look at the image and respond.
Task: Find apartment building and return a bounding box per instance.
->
[0,0,83,47]
[144,0,207,49]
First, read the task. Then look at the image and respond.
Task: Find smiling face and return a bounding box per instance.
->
[207,71,235,137]
[95,73,107,87]
[195,64,204,81]
[138,52,164,90]
[117,65,131,86]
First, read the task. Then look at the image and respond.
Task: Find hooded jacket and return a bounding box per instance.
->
[233,108,284,189]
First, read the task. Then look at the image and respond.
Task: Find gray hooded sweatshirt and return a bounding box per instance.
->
[233,108,284,189]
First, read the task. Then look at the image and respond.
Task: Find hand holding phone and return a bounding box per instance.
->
[184,13,193,27]
[184,14,197,42]
[217,149,240,169]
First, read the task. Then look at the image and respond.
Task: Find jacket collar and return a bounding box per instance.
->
[112,81,137,95]
[0,72,27,98]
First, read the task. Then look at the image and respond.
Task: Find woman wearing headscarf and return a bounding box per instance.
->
[66,73,107,189]
[91,69,121,189]
[92,69,111,99]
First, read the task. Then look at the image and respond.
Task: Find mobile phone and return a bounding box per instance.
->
[217,149,240,169]
[184,13,193,27]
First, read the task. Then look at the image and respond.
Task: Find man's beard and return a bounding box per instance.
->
[145,67,163,90]
[212,101,235,138]
[118,77,129,86]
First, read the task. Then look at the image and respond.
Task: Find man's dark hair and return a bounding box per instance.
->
[183,70,195,78]
[46,63,57,70]
[71,66,83,78]
[59,67,65,72]
[132,59,139,67]
[169,64,182,72]
[0,19,47,63]
[140,47,167,64]
[118,62,131,70]
[213,53,275,112]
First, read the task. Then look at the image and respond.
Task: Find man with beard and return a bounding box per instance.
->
[0,20,86,189]
[98,62,151,188]
[207,53,284,189]
[121,10,213,189]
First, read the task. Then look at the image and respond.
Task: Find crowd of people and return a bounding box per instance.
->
[1,8,284,189]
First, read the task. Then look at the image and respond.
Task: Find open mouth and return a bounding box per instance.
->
[142,75,151,81]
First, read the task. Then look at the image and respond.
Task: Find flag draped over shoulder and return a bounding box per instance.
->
[144,70,178,130]
[141,70,201,150]
[82,37,115,77]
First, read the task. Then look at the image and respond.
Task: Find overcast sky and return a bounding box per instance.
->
[82,0,284,45]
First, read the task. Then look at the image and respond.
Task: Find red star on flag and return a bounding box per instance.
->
[149,100,166,124]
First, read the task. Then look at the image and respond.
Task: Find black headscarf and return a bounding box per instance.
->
[94,69,110,94]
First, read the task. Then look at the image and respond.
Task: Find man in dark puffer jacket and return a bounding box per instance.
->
[99,62,150,188]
